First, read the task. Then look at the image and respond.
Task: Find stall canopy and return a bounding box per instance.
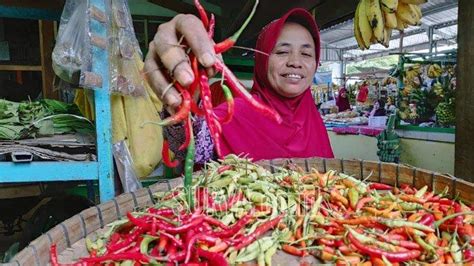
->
[319,0,458,62]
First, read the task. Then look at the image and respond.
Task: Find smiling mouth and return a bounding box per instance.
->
[281,73,304,79]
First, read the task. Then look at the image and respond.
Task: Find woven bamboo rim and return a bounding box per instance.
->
[10,158,474,266]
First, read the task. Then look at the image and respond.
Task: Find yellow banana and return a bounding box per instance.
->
[400,0,427,4]
[396,2,420,26]
[395,14,406,30]
[382,27,392,47]
[384,11,398,29]
[411,4,422,21]
[354,2,367,50]
[366,0,385,42]
[381,0,398,13]
[359,0,373,48]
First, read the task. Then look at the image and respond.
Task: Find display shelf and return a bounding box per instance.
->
[0,0,115,203]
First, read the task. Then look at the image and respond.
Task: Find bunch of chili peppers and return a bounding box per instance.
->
[50,155,474,265]
[155,0,281,209]
[157,0,279,173]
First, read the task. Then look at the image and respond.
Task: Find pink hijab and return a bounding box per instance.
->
[214,8,334,161]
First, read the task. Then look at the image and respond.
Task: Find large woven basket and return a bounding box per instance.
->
[9,158,474,266]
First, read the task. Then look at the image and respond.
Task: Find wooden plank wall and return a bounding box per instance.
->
[455,0,474,182]
[39,20,58,99]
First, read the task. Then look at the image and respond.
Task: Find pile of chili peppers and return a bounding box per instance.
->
[50,155,474,265]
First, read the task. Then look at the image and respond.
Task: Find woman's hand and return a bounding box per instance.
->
[144,14,217,112]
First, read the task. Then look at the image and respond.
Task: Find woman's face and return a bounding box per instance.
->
[341,90,347,98]
[267,22,317,98]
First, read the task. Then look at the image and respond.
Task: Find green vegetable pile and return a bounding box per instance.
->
[0,98,94,140]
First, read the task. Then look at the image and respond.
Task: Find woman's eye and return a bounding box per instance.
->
[275,51,288,55]
[302,52,313,57]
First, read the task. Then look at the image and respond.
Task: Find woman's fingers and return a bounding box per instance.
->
[174,14,216,68]
[153,17,194,87]
[145,13,218,110]
[144,43,182,111]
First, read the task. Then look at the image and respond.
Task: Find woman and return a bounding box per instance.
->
[370,99,387,117]
[336,87,351,112]
[145,8,334,163]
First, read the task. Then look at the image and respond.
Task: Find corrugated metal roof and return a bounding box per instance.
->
[319,0,458,61]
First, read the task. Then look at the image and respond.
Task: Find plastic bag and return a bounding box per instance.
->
[52,0,93,88]
[108,0,146,96]
[113,140,143,193]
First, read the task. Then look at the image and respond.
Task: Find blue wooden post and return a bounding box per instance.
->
[90,0,114,202]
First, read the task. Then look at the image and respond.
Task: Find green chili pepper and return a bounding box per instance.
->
[140,235,158,254]
[339,173,368,194]
[415,185,428,198]
[235,237,274,263]
[237,177,253,185]
[414,235,435,254]
[399,202,423,211]
[264,243,278,266]
[379,219,435,232]
[348,187,359,210]
[450,234,462,263]
[183,115,195,207]
[245,190,267,203]
[208,176,233,188]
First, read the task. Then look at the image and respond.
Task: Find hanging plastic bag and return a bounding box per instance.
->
[108,0,146,96]
[52,0,94,88]
[113,140,143,193]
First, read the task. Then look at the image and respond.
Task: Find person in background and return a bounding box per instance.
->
[144,8,334,164]
[336,87,351,112]
[370,99,387,117]
[357,81,369,104]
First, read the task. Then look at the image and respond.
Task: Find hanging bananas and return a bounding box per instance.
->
[427,64,443,79]
[354,0,427,50]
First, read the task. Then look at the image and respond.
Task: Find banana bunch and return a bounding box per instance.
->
[404,64,422,82]
[354,0,427,50]
[382,76,398,86]
[427,64,442,78]
[433,81,444,97]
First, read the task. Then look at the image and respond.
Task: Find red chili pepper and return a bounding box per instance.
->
[211,211,253,238]
[210,191,243,211]
[214,60,282,124]
[127,212,151,231]
[464,249,474,262]
[158,216,205,234]
[107,227,146,252]
[214,84,234,124]
[196,248,229,266]
[356,197,374,212]
[203,216,229,230]
[418,213,435,226]
[213,0,258,54]
[232,214,284,250]
[81,252,151,264]
[148,207,175,216]
[348,232,421,262]
[159,231,183,248]
[158,87,191,126]
[282,244,305,257]
[217,165,232,174]
[199,72,223,158]
[179,115,193,151]
[162,140,179,168]
[50,244,59,266]
[184,234,222,263]
[368,182,393,190]
[193,0,209,29]
[208,13,215,38]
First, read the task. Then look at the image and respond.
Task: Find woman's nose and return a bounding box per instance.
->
[286,53,302,68]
